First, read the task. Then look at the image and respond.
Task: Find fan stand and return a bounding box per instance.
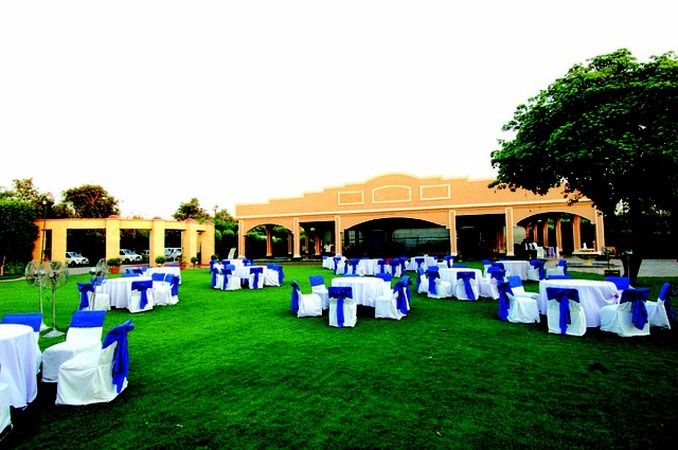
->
[43,289,64,338]
[38,284,50,331]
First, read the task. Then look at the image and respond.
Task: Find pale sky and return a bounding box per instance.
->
[1,1,676,219]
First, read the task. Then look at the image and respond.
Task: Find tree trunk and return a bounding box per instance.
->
[625,201,645,285]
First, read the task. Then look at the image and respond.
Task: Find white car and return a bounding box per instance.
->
[119,249,142,263]
[65,252,89,267]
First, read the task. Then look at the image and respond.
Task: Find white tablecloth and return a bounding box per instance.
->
[439,268,483,285]
[357,259,383,276]
[101,276,153,309]
[0,324,38,408]
[331,277,391,307]
[538,279,620,327]
[234,265,268,280]
[406,256,439,271]
[498,260,530,280]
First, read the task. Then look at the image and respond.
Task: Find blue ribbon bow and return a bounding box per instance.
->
[546,287,580,335]
[395,281,409,315]
[377,259,385,273]
[426,269,439,296]
[620,288,650,330]
[350,259,360,275]
[77,282,95,310]
[530,259,546,280]
[333,257,341,274]
[497,281,513,321]
[211,268,219,288]
[456,271,476,300]
[659,282,675,322]
[415,258,425,271]
[102,319,135,393]
[444,255,454,268]
[250,267,263,288]
[328,286,352,328]
[131,280,152,309]
[70,310,106,328]
[290,281,301,313]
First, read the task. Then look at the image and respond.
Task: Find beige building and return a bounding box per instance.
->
[33,216,215,266]
[235,174,604,259]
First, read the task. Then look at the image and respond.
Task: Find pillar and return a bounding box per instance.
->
[314,231,321,256]
[287,230,293,255]
[572,215,582,250]
[149,218,165,265]
[181,219,199,265]
[292,218,301,258]
[594,210,605,252]
[555,217,563,254]
[238,220,246,259]
[542,221,549,247]
[199,221,215,266]
[304,227,310,256]
[265,225,273,258]
[334,216,342,255]
[504,208,515,256]
[448,210,457,255]
[50,222,67,264]
[105,217,121,262]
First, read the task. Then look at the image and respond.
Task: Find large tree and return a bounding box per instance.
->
[490,49,678,281]
[173,198,210,222]
[58,184,120,218]
[0,199,39,275]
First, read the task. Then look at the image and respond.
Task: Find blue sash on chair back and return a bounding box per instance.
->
[168,275,180,296]
[102,319,135,393]
[558,259,568,275]
[333,256,341,274]
[426,268,440,296]
[1,312,43,332]
[497,281,513,321]
[620,288,650,330]
[395,281,409,315]
[132,267,144,275]
[377,259,385,274]
[546,287,580,334]
[456,271,476,300]
[290,281,302,313]
[250,267,264,288]
[488,267,506,282]
[222,268,234,290]
[266,264,284,285]
[70,309,106,328]
[375,273,393,282]
[309,275,325,287]
[443,255,454,268]
[389,258,400,275]
[605,276,630,290]
[243,258,252,266]
[131,280,153,309]
[211,267,219,288]
[416,267,425,291]
[349,258,360,275]
[659,282,675,321]
[151,273,165,282]
[77,282,95,310]
[530,259,546,280]
[399,258,407,274]
[414,257,425,271]
[400,275,412,300]
[328,286,353,328]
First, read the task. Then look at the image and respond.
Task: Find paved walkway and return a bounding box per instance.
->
[637,259,678,278]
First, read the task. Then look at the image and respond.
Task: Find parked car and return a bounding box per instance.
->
[65,251,89,267]
[119,249,142,263]
[164,247,182,261]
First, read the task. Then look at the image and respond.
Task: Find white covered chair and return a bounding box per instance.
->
[1,312,43,374]
[646,282,674,329]
[506,276,540,301]
[56,319,134,405]
[151,273,171,306]
[545,287,586,336]
[600,287,651,337]
[497,280,540,324]
[424,267,452,299]
[211,266,223,289]
[388,259,402,278]
[375,279,409,320]
[248,267,265,289]
[128,280,154,313]
[526,259,546,281]
[41,310,106,383]
[478,267,505,299]
[309,275,330,310]
[221,265,242,291]
[76,282,110,311]
[332,256,347,275]
[289,281,322,318]
[328,286,357,328]
[264,264,284,287]
[455,271,480,301]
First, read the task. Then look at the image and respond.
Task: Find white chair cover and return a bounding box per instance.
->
[545,287,586,336]
[128,280,155,313]
[645,283,673,329]
[42,310,106,383]
[290,282,322,318]
[374,281,409,320]
[454,271,480,301]
[151,273,171,306]
[328,287,357,328]
[600,288,651,337]
[507,293,541,324]
[309,275,330,310]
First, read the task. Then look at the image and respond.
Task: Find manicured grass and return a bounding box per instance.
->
[1,264,677,449]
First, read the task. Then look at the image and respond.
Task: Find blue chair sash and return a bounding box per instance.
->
[70,310,106,328]
[546,287,580,335]
[350,259,360,275]
[333,257,341,274]
[416,268,424,291]
[605,276,630,290]
[427,270,440,296]
[489,268,506,282]
[389,258,400,275]
[211,268,219,288]
[456,271,476,300]
[620,288,649,330]
[309,275,324,287]
[659,282,675,321]
[497,281,513,321]
[266,264,284,285]
[414,257,425,271]
[530,259,546,280]
[395,281,408,315]
[375,273,393,282]
[399,258,407,274]
[290,281,301,313]
[400,275,412,300]
[443,255,454,268]
[328,286,352,328]
[77,282,95,310]
[169,275,180,296]
[131,280,152,309]
[558,259,568,275]
[102,319,135,393]
[250,267,264,288]
[1,312,43,332]
[151,273,165,282]
[377,259,385,274]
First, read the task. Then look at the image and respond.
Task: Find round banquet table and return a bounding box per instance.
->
[331,277,391,307]
[100,276,153,309]
[538,279,620,327]
[497,260,530,280]
[0,324,38,408]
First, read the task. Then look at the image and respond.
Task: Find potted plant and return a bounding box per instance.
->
[107,257,122,274]
[178,257,188,270]
[190,256,199,268]
[154,255,167,267]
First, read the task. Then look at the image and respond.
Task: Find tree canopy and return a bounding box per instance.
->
[59,184,120,218]
[173,198,210,222]
[0,199,39,275]
[490,49,678,279]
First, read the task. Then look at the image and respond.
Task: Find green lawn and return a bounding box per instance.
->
[1,263,676,449]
